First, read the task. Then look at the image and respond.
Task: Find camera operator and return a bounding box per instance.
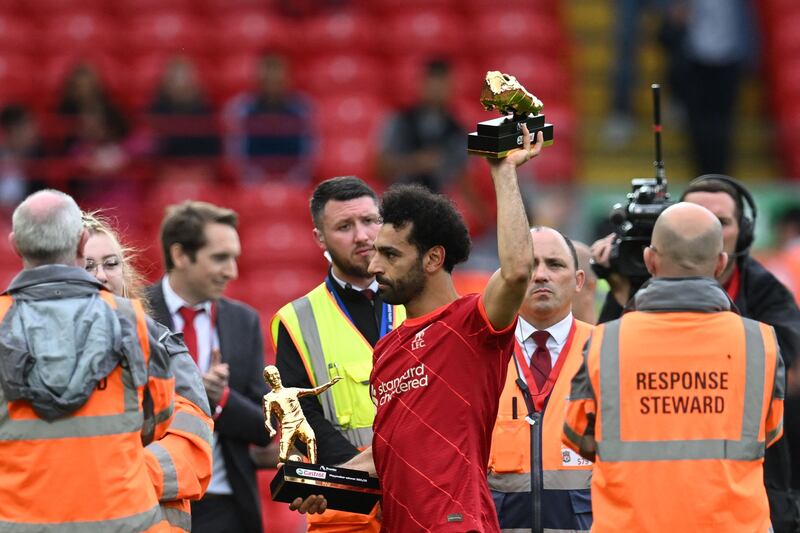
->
[592,173,800,533]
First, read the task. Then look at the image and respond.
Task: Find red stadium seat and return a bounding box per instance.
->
[41,12,118,54]
[22,0,106,16]
[0,15,36,54]
[228,182,311,224]
[201,0,275,16]
[125,12,210,55]
[229,267,323,320]
[213,53,259,102]
[365,0,460,14]
[315,135,377,183]
[472,10,565,55]
[109,0,196,16]
[0,55,39,105]
[383,10,466,57]
[314,93,388,138]
[239,221,324,269]
[215,10,291,55]
[300,54,386,97]
[300,12,377,53]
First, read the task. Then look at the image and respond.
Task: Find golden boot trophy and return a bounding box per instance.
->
[467,71,554,158]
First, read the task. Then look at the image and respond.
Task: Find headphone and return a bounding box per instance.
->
[685,174,757,256]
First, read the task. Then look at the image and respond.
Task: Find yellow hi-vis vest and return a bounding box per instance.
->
[271,282,405,448]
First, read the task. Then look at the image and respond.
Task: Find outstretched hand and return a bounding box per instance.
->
[487,124,544,169]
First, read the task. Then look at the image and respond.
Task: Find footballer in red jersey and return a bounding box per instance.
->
[371,293,515,531]
[289,127,543,532]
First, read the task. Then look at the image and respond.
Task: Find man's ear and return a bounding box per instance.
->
[424,245,446,273]
[76,229,89,260]
[715,252,728,280]
[575,269,586,292]
[8,232,20,258]
[313,228,326,251]
[170,243,187,269]
[644,246,657,277]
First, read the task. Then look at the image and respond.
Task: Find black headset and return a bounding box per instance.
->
[684,174,757,256]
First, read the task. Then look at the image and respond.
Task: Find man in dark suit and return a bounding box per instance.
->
[145,201,270,533]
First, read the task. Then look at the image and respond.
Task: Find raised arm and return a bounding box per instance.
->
[481,126,542,330]
[299,376,343,398]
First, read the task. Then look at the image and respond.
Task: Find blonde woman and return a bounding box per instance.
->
[82,212,214,533]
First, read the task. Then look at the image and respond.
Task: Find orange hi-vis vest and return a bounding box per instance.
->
[563,303,785,533]
[0,291,176,532]
[143,328,214,533]
[489,318,593,533]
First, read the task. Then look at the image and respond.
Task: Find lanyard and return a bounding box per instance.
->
[514,319,577,412]
[325,277,394,338]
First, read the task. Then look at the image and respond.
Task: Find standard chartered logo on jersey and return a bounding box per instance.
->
[376,363,429,406]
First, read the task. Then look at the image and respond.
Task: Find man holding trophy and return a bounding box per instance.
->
[285,72,547,531]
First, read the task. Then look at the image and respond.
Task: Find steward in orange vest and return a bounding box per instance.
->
[143,321,214,533]
[489,227,594,533]
[563,203,785,533]
[0,266,177,531]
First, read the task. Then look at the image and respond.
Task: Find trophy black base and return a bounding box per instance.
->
[270,460,381,515]
[467,113,554,158]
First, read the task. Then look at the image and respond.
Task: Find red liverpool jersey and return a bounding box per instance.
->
[370,293,516,532]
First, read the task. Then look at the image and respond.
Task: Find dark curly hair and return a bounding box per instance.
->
[379,184,471,273]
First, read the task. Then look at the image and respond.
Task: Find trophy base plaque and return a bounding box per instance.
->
[270,460,381,515]
[467,113,554,158]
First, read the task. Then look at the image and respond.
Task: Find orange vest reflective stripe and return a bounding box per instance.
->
[488,319,593,533]
[0,292,170,532]
[585,311,781,533]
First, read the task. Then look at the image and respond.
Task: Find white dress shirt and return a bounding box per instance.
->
[515,312,574,368]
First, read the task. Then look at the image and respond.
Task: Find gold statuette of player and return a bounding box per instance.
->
[263,365,342,464]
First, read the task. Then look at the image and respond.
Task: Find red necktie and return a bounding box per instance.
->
[178,306,203,364]
[530,330,552,390]
[362,289,375,302]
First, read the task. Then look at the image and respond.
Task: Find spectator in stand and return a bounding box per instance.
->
[0,104,44,211]
[377,58,468,195]
[150,57,220,159]
[57,63,150,222]
[224,53,313,184]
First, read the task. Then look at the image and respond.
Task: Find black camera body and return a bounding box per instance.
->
[607,177,673,279]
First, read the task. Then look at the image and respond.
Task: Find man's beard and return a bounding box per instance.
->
[376,258,426,305]
[329,247,372,280]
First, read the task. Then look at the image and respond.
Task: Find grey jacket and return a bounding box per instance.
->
[0,265,174,423]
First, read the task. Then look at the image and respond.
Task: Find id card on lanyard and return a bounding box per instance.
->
[513,319,577,413]
[325,277,394,338]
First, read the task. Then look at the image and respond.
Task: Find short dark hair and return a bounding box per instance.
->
[531,226,578,270]
[310,176,378,229]
[379,184,471,273]
[160,201,238,271]
[681,177,743,223]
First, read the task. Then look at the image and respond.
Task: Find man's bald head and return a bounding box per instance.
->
[645,202,727,278]
[11,189,85,267]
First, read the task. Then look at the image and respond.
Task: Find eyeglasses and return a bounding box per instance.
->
[85,257,122,275]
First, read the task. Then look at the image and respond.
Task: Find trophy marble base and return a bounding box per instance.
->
[467,113,554,158]
[270,460,381,515]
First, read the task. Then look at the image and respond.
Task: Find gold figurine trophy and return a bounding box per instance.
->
[264,365,381,514]
[467,71,554,158]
